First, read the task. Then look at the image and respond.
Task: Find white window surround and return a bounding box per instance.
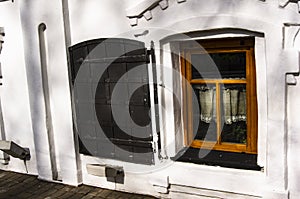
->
[158,32,267,168]
[143,32,268,197]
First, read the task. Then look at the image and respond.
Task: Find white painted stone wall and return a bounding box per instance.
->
[288,76,300,199]
[18,0,79,185]
[0,0,300,198]
[0,1,37,175]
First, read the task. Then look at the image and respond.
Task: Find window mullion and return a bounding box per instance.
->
[216,82,221,145]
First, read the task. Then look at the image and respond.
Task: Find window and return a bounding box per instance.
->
[181,37,258,154]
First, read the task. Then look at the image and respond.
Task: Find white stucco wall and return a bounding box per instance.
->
[288,76,300,199]
[286,22,300,199]
[18,0,79,185]
[68,0,136,45]
[0,1,36,174]
[66,0,300,198]
[125,1,297,198]
[1,0,300,198]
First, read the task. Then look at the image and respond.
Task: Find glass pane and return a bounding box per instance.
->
[191,52,246,79]
[220,84,247,144]
[192,84,217,141]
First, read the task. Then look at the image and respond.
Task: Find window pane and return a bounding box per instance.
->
[193,84,217,141]
[220,84,247,144]
[191,52,246,79]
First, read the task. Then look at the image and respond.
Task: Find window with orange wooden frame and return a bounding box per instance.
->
[180,37,258,154]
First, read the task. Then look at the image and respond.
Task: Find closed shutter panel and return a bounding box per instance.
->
[69,38,154,164]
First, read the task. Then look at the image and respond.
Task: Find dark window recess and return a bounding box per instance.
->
[69,38,155,165]
[172,148,261,171]
[191,52,246,79]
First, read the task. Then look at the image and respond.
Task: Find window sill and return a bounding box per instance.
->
[171,147,262,171]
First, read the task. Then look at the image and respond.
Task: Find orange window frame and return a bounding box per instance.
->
[180,37,258,154]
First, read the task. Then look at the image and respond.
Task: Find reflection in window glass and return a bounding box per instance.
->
[191,52,246,79]
[192,84,217,141]
[221,84,247,144]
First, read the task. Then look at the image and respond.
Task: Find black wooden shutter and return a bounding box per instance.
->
[69,38,154,165]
